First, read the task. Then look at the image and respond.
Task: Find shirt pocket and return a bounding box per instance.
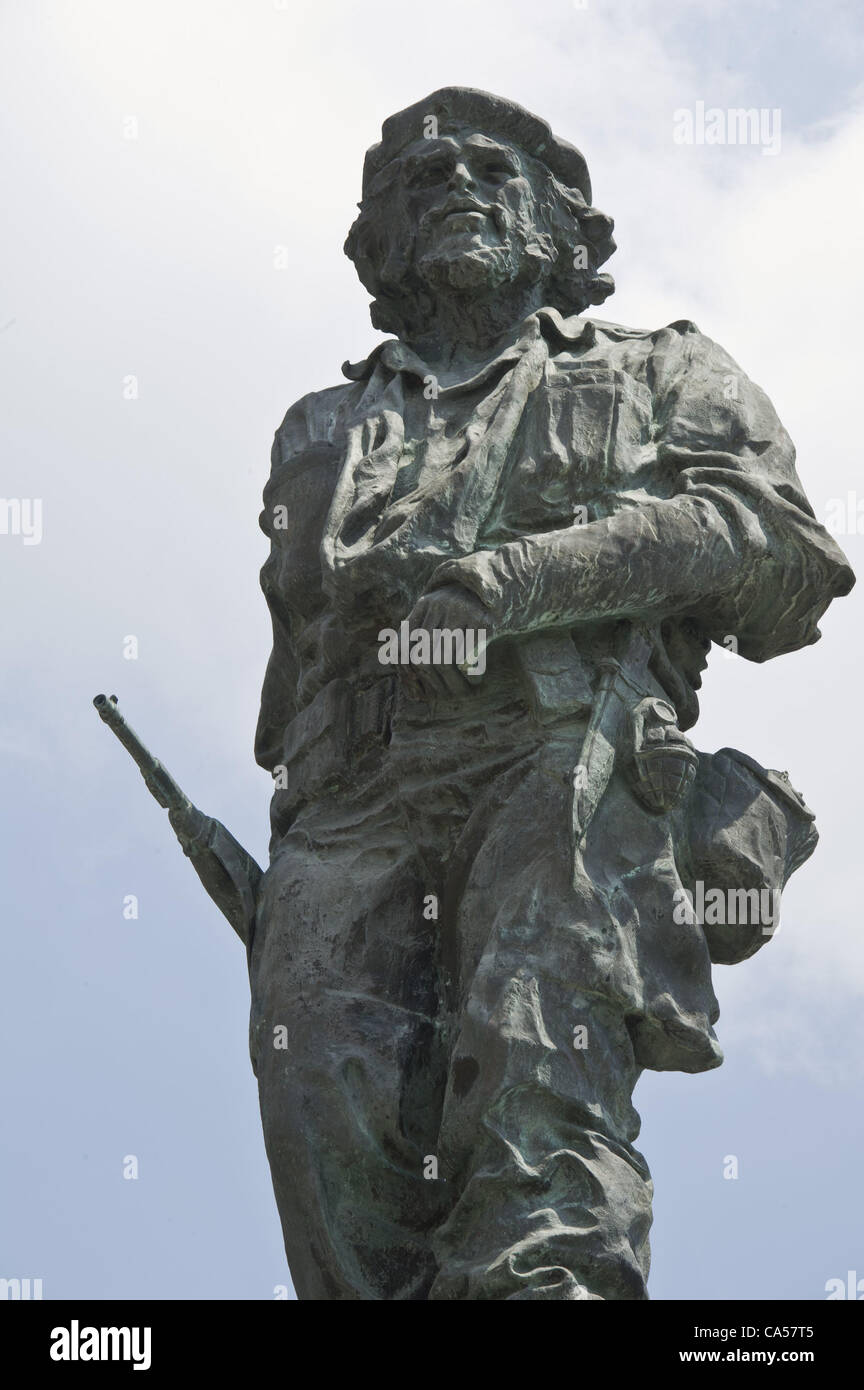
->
[557,365,654,491]
[498,367,655,534]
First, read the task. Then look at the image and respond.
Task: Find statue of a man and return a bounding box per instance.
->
[249,88,854,1299]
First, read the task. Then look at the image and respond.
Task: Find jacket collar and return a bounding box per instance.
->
[341,308,597,391]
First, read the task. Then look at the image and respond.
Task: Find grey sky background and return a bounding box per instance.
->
[2,0,862,1300]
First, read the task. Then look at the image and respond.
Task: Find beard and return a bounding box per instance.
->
[353,198,563,341]
[413,199,546,298]
[416,235,523,293]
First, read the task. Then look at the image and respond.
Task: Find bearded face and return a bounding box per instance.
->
[344,126,616,340]
[397,132,543,295]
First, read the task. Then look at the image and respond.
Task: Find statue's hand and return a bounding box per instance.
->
[399,585,492,700]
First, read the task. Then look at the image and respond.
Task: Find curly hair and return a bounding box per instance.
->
[344,150,617,340]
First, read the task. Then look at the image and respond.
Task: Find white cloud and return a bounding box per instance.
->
[2,6,862,1305]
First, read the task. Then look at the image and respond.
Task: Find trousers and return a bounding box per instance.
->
[249,692,654,1300]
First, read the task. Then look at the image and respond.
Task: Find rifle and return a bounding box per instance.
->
[93,694,263,946]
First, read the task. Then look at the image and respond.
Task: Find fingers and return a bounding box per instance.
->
[399,659,472,702]
[397,585,492,702]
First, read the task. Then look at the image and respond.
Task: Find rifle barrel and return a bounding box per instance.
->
[93,694,186,809]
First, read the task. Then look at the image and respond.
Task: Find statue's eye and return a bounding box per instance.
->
[481,161,515,183]
[407,160,449,188]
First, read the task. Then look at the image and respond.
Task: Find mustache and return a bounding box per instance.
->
[420,196,509,232]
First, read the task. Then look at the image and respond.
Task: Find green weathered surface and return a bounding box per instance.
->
[249,88,853,1299]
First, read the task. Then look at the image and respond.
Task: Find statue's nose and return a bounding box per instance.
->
[448,161,475,192]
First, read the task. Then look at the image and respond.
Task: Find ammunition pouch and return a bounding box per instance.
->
[684,747,818,965]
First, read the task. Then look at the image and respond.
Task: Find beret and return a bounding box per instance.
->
[362,86,592,204]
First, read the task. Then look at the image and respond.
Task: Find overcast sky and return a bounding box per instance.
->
[2,0,863,1301]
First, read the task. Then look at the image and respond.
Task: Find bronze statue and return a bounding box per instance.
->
[98,87,854,1300]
